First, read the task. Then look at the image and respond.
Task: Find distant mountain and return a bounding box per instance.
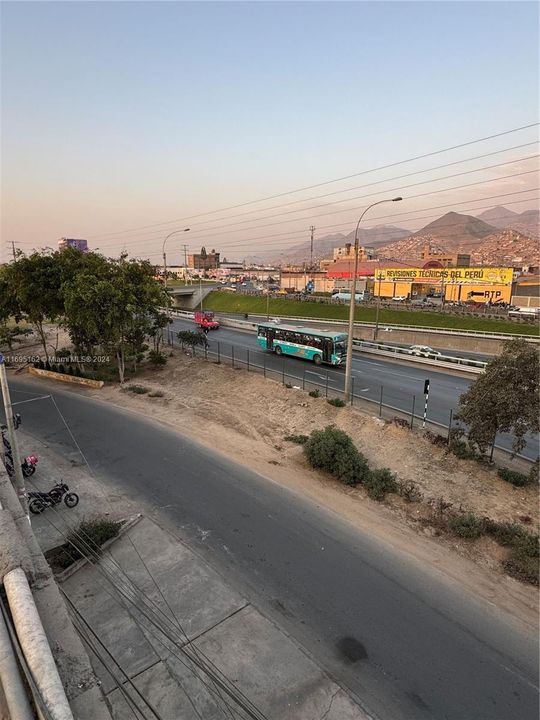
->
[476,205,520,229]
[342,224,411,248]
[410,212,497,248]
[507,208,539,239]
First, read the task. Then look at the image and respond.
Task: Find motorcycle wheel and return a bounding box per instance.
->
[64,492,79,508]
[29,498,46,514]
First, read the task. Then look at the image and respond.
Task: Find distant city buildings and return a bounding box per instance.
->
[58,238,88,252]
[420,244,470,268]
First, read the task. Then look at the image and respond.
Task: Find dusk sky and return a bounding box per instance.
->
[1,1,538,265]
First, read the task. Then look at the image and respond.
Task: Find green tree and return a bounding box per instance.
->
[458,339,539,454]
[62,255,168,383]
[1,252,64,360]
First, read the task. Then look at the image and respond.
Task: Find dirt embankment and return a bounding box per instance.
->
[87,349,538,625]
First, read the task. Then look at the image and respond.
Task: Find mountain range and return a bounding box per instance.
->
[271,206,539,267]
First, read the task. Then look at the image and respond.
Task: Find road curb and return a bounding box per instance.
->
[28,366,104,388]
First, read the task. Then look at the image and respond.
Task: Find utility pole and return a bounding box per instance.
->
[309,226,315,269]
[183,244,189,270]
[0,354,28,517]
[11,241,16,261]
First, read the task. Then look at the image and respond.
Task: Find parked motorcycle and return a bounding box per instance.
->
[28,482,79,515]
[1,426,38,478]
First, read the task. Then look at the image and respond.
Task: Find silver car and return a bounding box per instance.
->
[409,345,441,358]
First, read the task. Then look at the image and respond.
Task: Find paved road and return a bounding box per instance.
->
[172,318,536,458]
[7,377,539,720]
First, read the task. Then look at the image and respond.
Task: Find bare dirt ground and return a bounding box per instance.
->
[89,349,539,628]
[6,327,538,627]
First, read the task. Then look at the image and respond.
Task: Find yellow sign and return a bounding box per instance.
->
[376,267,513,284]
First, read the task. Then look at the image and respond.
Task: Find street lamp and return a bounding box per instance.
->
[162,228,190,288]
[344,197,402,400]
[373,272,385,342]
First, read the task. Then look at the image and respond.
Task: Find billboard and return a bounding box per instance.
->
[376,267,513,284]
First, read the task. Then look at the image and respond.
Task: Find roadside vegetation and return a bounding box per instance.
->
[203,291,539,336]
[45,517,123,572]
[0,249,170,382]
[289,424,539,584]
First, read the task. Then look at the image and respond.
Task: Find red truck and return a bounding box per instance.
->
[194,310,220,330]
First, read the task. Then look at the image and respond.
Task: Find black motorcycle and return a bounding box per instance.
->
[28,482,79,515]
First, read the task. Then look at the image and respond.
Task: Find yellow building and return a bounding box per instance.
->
[372,267,513,303]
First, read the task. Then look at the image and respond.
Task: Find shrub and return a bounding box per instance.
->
[327,398,346,407]
[309,389,320,398]
[58,364,66,374]
[148,350,167,367]
[74,366,82,377]
[502,556,539,586]
[45,360,51,371]
[284,434,309,445]
[448,512,486,539]
[148,390,164,398]
[483,519,527,546]
[67,366,74,375]
[127,384,149,394]
[47,517,123,571]
[304,425,370,486]
[497,467,530,487]
[284,382,293,388]
[397,479,423,503]
[364,468,398,501]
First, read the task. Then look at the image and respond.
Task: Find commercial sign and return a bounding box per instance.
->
[376,267,513,284]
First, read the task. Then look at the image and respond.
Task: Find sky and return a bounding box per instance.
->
[1,1,538,265]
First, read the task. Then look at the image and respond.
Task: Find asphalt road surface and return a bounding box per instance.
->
[172,318,537,459]
[7,377,539,720]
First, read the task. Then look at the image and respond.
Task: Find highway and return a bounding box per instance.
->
[171,318,535,458]
[8,376,539,720]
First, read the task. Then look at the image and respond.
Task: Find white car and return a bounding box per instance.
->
[392,295,408,301]
[409,345,441,358]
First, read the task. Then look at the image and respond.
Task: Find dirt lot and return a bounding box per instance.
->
[88,349,539,626]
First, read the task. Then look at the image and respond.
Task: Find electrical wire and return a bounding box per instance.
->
[85,121,539,240]
[24,400,269,720]
[81,141,539,245]
[134,192,540,260]
[96,154,540,249]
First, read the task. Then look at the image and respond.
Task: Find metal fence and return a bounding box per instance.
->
[165,329,534,469]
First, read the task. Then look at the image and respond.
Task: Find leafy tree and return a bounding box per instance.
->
[177,330,208,349]
[458,339,539,454]
[2,252,64,359]
[0,323,33,352]
[62,255,168,383]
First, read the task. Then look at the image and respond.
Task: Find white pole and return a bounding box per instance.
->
[4,568,74,720]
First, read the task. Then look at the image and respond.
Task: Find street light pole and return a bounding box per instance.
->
[373,272,384,341]
[162,228,190,288]
[344,197,402,400]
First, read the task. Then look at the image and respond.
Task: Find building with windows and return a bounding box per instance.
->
[420,244,470,268]
[58,238,88,252]
[187,247,220,271]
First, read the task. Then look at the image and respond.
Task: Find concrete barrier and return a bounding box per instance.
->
[28,367,104,388]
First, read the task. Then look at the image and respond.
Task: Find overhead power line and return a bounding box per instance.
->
[96,147,539,248]
[99,166,539,252]
[85,122,539,240]
[135,193,539,260]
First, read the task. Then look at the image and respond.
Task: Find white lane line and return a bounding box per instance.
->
[360,388,370,392]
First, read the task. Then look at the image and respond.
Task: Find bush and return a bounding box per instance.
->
[497,467,530,487]
[309,389,320,398]
[67,366,74,375]
[127,384,148,394]
[74,366,82,377]
[45,360,51,371]
[148,350,167,367]
[397,479,423,503]
[448,512,486,539]
[502,556,539,586]
[364,468,398,501]
[483,519,528,546]
[148,390,164,398]
[47,517,123,571]
[327,398,346,407]
[58,364,66,374]
[285,382,293,388]
[284,434,309,445]
[304,425,370,486]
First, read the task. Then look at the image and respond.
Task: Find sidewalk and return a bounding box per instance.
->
[26,436,370,719]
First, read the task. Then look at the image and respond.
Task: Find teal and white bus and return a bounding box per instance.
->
[256,323,348,366]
